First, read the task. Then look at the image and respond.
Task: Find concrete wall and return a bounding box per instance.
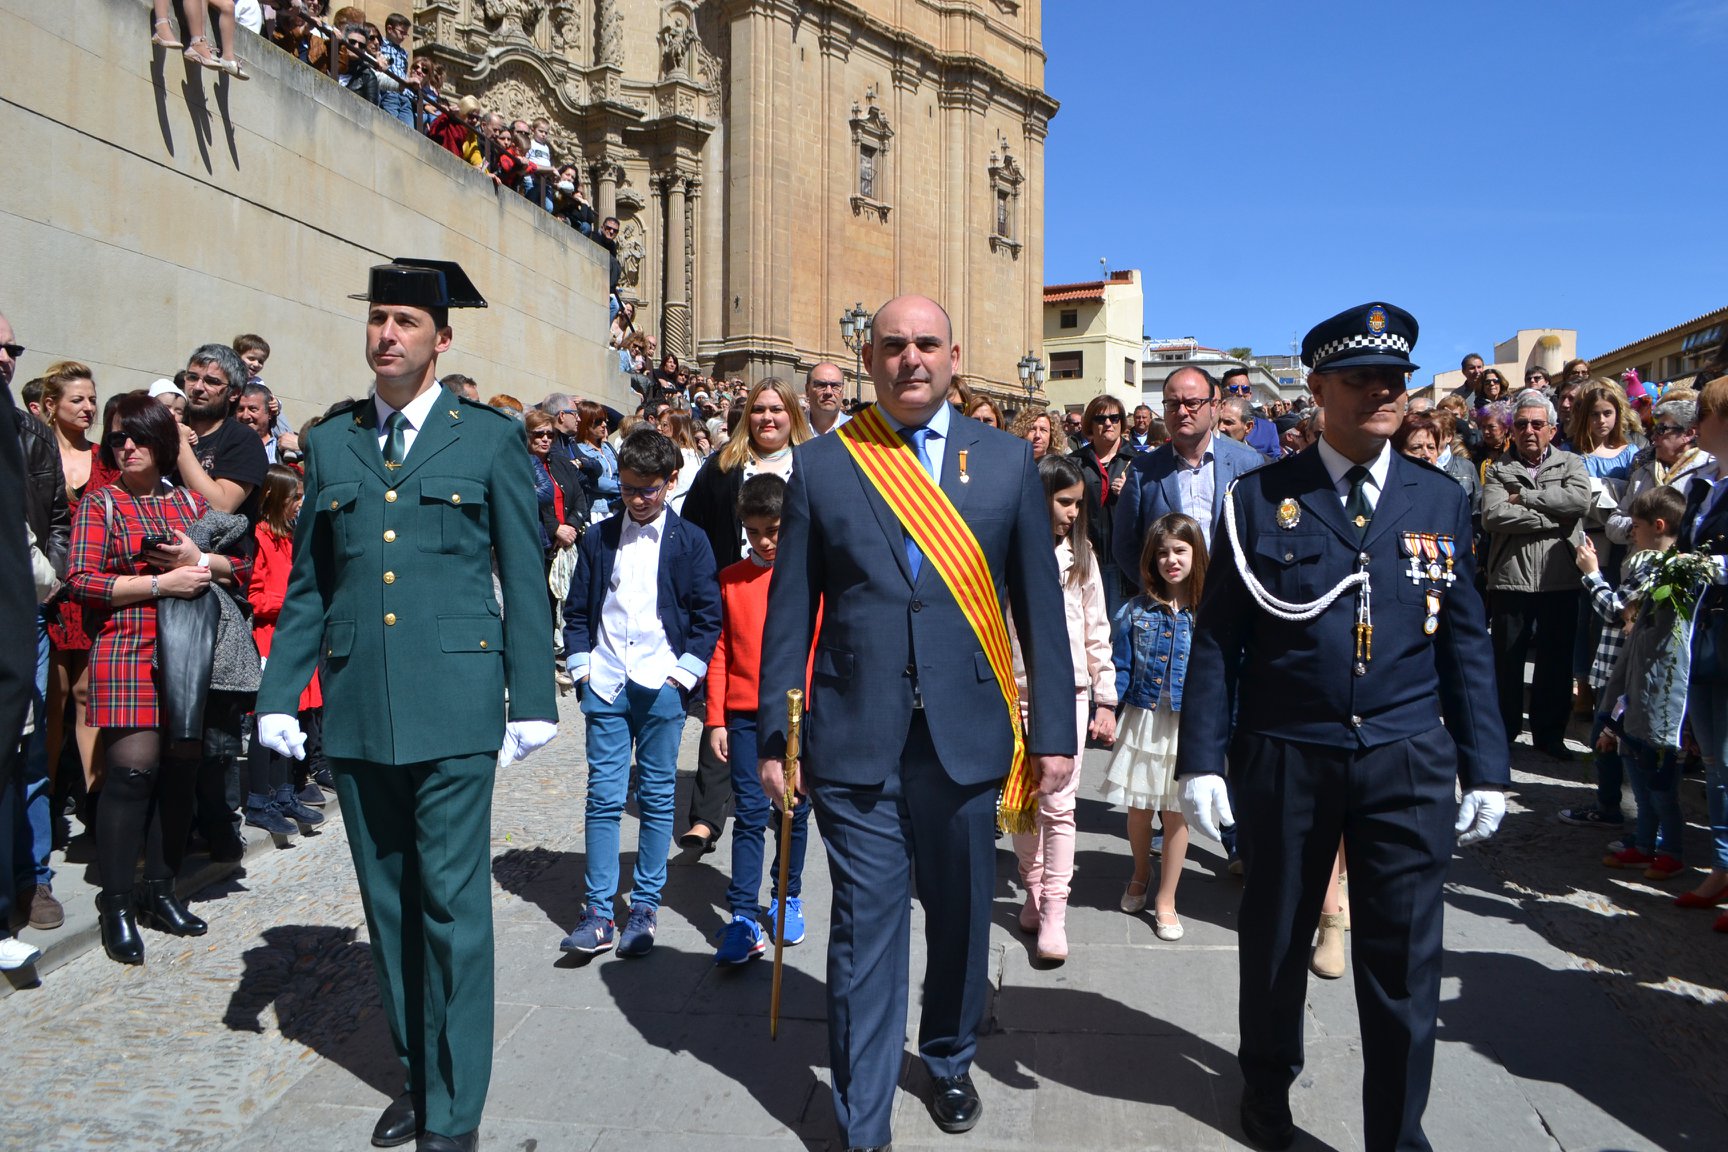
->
[0,0,616,430]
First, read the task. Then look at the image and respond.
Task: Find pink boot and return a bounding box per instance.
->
[1013,829,1044,934]
[1036,898,1068,962]
[1018,888,1041,934]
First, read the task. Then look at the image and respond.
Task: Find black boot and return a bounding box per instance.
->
[97,892,144,964]
[134,878,208,937]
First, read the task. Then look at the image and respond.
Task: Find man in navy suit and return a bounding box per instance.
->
[757,295,1076,1152]
[1113,365,1267,587]
[1178,303,1509,1152]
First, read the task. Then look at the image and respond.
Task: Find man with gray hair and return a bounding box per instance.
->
[804,362,848,435]
[1481,388,1592,759]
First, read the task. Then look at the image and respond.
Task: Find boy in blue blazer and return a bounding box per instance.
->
[560,429,721,958]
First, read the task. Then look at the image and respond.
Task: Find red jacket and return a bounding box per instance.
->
[706,557,818,727]
[249,524,322,710]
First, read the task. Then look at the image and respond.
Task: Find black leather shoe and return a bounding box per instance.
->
[416,1131,477,1152]
[1239,1091,1295,1150]
[96,892,143,965]
[371,1091,417,1148]
[928,1073,982,1133]
[134,878,208,936]
[846,1146,892,1151]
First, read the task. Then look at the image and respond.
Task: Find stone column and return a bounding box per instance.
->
[662,174,691,360]
[685,175,702,363]
[596,158,618,223]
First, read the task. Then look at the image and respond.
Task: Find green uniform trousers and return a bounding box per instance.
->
[332,751,496,1135]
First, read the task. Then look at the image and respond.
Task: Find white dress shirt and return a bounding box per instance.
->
[588,508,698,703]
[1172,434,1218,546]
[372,382,445,460]
[877,398,952,482]
[1315,435,1392,512]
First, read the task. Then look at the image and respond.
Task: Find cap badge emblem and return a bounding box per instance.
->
[1366,306,1388,334]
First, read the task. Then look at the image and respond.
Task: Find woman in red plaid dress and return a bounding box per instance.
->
[66,394,250,965]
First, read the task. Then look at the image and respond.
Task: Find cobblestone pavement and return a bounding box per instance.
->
[2,705,1725,1151]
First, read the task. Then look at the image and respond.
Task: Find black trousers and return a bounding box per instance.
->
[1490,589,1579,747]
[1231,727,1458,1152]
[684,694,732,836]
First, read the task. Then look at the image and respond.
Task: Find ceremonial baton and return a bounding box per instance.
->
[770,688,803,1040]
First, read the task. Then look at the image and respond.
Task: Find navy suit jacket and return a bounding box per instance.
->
[1112,433,1266,582]
[1175,447,1509,790]
[757,412,1076,786]
[562,506,721,678]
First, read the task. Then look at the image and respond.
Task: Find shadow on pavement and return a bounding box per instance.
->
[221,924,401,1097]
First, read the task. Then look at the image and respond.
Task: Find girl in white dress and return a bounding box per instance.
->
[1101,512,1206,941]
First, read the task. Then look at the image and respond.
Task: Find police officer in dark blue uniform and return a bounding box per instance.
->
[1177,303,1510,1152]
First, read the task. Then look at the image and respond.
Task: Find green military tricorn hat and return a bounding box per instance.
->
[350,258,488,309]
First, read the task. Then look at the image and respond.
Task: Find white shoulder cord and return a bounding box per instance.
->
[1221,482,1369,622]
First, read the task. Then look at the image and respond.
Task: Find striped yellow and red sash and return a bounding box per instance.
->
[838,406,1036,833]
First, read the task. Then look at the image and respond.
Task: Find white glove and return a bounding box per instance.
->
[1180,774,1235,845]
[500,720,559,766]
[1455,789,1507,846]
[256,713,307,761]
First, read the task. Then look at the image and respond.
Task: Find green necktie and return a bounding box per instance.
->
[382,410,409,469]
[1345,464,1372,541]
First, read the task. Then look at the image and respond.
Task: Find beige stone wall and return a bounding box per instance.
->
[0,0,613,431]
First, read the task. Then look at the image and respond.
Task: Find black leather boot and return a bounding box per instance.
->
[97,892,144,964]
[134,878,209,937]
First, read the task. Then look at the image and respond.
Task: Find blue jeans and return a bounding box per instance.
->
[1622,737,1682,858]
[1590,711,1626,819]
[10,612,53,887]
[724,713,809,918]
[1686,676,1728,870]
[580,679,684,910]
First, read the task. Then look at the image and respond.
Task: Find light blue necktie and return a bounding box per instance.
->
[900,426,935,578]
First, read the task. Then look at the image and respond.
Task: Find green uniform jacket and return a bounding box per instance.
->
[256,387,557,764]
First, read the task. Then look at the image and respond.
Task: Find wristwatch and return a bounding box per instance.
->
[150,574,160,597]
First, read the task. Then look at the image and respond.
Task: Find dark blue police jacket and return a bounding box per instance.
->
[1175,446,1509,791]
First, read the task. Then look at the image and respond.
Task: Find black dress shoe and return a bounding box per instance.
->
[134,878,208,936]
[1239,1091,1295,1150]
[372,1091,417,1148]
[416,1132,477,1152]
[928,1072,982,1133]
[96,892,144,965]
[846,1146,891,1151]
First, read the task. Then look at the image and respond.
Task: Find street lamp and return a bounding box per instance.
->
[1016,350,1045,415]
[838,302,872,404]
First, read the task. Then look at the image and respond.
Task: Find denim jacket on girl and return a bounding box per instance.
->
[1112,595,1194,711]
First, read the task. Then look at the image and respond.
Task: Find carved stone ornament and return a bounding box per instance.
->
[597,0,625,68]
[548,1,580,53]
[481,0,543,42]
[616,216,647,291]
[659,2,700,78]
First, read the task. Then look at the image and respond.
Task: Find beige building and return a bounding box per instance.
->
[1040,270,1143,414]
[417,0,1058,395]
[1427,328,1577,397]
[1585,307,1727,390]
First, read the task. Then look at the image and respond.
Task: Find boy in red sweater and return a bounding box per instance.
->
[707,475,812,964]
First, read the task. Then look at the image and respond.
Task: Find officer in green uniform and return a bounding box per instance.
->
[255,259,558,1152]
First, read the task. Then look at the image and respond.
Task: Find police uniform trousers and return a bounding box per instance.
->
[332,751,497,1136]
[809,711,998,1149]
[1231,725,1457,1152]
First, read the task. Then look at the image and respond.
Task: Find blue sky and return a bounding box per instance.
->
[1041,0,1726,384]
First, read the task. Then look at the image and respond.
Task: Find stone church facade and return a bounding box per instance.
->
[414,0,1056,402]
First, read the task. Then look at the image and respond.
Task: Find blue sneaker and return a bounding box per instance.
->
[559,906,615,955]
[616,903,657,957]
[714,915,765,965]
[767,896,805,946]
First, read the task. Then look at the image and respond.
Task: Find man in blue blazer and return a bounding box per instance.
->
[1177,303,1509,1152]
[757,295,1076,1152]
[1113,365,1266,586]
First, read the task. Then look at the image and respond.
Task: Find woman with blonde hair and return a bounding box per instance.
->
[677,376,812,850]
[1009,407,1067,460]
[964,395,1004,429]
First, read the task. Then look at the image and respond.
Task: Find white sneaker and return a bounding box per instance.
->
[0,937,42,970]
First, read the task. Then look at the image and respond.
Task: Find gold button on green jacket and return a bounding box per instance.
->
[256,387,557,761]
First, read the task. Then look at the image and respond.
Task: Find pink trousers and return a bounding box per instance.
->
[1013,692,1089,907]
